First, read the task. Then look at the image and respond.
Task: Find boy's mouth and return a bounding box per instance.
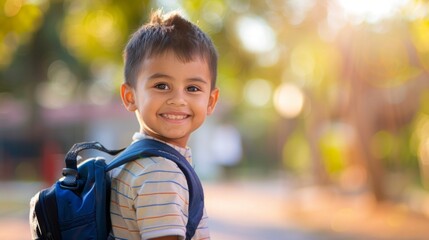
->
[160,113,189,120]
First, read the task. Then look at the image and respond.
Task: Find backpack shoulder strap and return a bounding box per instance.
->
[106,138,204,240]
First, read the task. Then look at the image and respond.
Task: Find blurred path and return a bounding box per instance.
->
[205,180,429,240]
[0,182,41,240]
[205,180,364,240]
[2,180,429,240]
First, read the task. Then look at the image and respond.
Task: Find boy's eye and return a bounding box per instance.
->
[155,83,169,90]
[187,86,200,92]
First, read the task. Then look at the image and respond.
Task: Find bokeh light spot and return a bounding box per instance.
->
[235,15,276,54]
[244,79,272,107]
[4,0,22,17]
[273,83,304,118]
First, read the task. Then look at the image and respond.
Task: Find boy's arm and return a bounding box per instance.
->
[134,159,189,239]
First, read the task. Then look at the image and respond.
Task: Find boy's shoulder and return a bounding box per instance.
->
[111,156,190,201]
[129,156,184,174]
[111,155,187,185]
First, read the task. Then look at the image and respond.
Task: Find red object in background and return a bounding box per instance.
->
[41,139,62,186]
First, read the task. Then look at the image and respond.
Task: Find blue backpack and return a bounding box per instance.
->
[29,139,204,240]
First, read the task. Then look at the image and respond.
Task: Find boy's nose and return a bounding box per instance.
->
[166,90,187,106]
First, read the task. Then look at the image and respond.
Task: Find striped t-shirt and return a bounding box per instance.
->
[109,133,210,240]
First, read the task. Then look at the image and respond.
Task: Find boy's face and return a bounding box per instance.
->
[121,51,219,147]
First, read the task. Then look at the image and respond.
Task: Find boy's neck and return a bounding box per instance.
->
[137,131,189,149]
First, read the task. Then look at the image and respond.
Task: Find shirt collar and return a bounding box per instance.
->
[132,132,193,164]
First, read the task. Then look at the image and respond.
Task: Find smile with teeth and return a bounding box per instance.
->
[161,113,189,120]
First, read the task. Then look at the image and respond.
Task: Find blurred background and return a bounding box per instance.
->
[2,0,429,239]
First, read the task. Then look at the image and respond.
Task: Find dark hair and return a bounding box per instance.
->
[123,10,218,89]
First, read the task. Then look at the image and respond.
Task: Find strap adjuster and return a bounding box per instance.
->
[60,168,79,189]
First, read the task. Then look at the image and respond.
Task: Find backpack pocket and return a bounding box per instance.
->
[60,212,97,240]
[30,185,61,240]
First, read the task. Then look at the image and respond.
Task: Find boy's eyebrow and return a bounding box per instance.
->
[187,77,209,85]
[148,72,173,80]
[148,73,209,85]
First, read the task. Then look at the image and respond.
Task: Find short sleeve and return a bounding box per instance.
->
[132,157,189,240]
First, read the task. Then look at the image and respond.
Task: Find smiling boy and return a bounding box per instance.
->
[109,10,219,240]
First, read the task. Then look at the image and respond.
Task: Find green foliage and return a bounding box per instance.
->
[0,0,45,68]
[282,130,311,174]
[2,0,429,194]
[319,128,347,177]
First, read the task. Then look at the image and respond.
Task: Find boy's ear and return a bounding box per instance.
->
[120,83,137,112]
[207,88,219,115]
